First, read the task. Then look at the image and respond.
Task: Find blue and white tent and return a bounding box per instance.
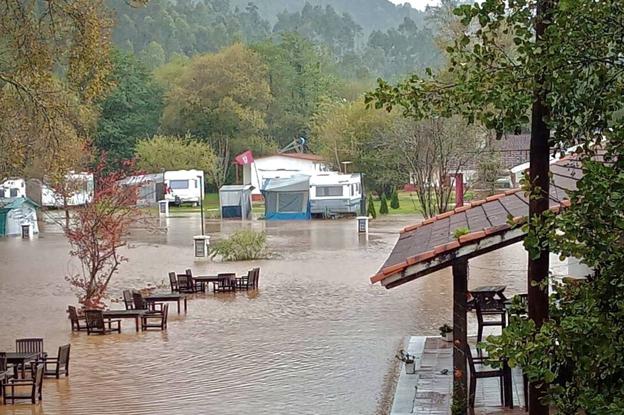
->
[261,175,311,221]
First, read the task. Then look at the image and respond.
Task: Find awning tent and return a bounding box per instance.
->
[369,152,596,406]
[219,185,253,219]
[261,175,311,220]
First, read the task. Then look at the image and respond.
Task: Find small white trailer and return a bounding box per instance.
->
[309,173,362,218]
[164,170,205,206]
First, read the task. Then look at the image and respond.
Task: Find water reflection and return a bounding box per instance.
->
[0,214,530,414]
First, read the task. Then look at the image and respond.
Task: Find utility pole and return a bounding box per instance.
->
[528,1,553,414]
[198,175,205,236]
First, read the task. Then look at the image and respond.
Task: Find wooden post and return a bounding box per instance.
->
[452,258,468,411]
[455,173,464,208]
[528,1,553,414]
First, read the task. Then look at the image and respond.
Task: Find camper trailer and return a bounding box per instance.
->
[0,179,26,199]
[1,174,93,207]
[164,170,204,206]
[310,173,362,218]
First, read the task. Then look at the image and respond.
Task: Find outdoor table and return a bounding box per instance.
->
[468,285,507,310]
[103,309,147,332]
[193,275,221,292]
[144,293,187,314]
[1,352,38,379]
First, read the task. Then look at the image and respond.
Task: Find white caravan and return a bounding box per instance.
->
[164,170,204,206]
[309,173,362,217]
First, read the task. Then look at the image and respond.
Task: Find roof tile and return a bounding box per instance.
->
[458,230,487,244]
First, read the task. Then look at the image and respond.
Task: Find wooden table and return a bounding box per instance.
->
[193,275,221,292]
[468,285,507,310]
[144,293,187,314]
[1,352,39,378]
[103,309,147,332]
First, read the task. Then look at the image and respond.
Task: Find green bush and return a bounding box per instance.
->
[210,229,268,261]
[379,193,389,214]
[367,194,377,219]
[390,190,400,209]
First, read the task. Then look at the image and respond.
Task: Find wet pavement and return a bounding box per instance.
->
[0,213,531,415]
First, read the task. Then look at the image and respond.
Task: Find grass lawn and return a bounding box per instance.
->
[370,191,423,215]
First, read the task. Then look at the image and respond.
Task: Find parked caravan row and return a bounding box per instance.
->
[119,170,205,207]
[0,173,94,208]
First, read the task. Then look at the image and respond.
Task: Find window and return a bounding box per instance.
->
[10,188,18,197]
[169,180,189,190]
[316,186,343,197]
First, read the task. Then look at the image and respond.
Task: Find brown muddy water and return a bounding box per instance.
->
[0,214,531,415]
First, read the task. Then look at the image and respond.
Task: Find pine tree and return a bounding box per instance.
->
[380,193,389,214]
[367,194,377,219]
[390,190,400,209]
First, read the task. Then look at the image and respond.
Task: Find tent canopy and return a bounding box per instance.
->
[261,175,311,220]
[219,185,253,219]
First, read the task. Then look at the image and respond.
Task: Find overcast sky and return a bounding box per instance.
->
[387,0,441,10]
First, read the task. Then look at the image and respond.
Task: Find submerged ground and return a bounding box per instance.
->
[0,214,529,415]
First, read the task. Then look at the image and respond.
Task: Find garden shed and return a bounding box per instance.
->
[219,185,253,219]
[261,175,311,220]
[0,197,39,237]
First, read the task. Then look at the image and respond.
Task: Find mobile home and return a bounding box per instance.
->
[310,173,362,218]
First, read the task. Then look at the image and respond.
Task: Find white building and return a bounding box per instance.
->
[243,153,328,198]
[0,197,39,237]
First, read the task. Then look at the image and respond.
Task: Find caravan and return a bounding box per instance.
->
[164,170,204,206]
[310,173,362,218]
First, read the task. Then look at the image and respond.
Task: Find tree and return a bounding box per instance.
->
[95,50,164,170]
[135,135,217,179]
[64,162,144,309]
[368,1,624,413]
[390,190,400,209]
[139,41,166,70]
[475,151,504,196]
[367,194,377,219]
[379,193,389,215]
[0,0,114,180]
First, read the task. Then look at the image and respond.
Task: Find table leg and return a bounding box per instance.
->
[176,299,181,314]
[184,298,187,313]
[503,361,513,408]
[135,316,140,332]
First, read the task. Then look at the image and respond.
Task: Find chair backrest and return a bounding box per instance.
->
[254,268,260,287]
[185,268,193,277]
[132,292,147,310]
[16,338,43,355]
[67,306,80,322]
[218,273,236,287]
[57,344,71,368]
[162,304,169,326]
[169,272,178,291]
[33,362,45,389]
[178,274,191,290]
[123,290,134,309]
[0,352,6,372]
[85,310,105,331]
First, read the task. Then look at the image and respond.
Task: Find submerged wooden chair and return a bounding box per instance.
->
[186,268,205,292]
[123,290,135,310]
[235,269,253,290]
[0,353,15,398]
[2,363,44,404]
[214,273,236,292]
[141,304,169,330]
[67,306,87,332]
[169,272,179,292]
[16,338,44,358]
[177,274,195,293]
[43,344,70,379]
[85,310,121,335]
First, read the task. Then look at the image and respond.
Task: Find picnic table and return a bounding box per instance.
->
[1,352,39,378]
[103,309,147,332]
[144,293,187,314]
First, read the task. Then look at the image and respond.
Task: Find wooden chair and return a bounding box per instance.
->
[141,304,169,330]
[475,300,507,342]
[215,273,237,292]
[132,291,148,310]
[123,290,135,310]
[67,306,87,332]
[169,272,179,292]
[252,267,260,288]
[466,344,505,409]
[2,363,44,404]
[177,274,195,293]
[0,353,15,398]
[43,344,70,379]
[85,310,121,335]
[15,338,45,373]
[186,268,205,292]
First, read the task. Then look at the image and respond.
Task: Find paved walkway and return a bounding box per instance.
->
[390,336,526,415]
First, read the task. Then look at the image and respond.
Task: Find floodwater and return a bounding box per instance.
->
[0,213,532,415]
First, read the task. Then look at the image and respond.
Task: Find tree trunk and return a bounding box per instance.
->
[528,1,553,414]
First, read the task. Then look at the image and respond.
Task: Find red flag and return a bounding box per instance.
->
[234,150,254,165]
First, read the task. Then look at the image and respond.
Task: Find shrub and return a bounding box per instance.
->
[210,229,268,261]
[390,190,400,209]
[379,193,389,214]
[367,194,377,219]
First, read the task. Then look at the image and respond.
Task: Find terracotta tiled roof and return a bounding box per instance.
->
[371,155,585,286]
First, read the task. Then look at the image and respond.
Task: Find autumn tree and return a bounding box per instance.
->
[0,0,114,181]
[64,163,144,309]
